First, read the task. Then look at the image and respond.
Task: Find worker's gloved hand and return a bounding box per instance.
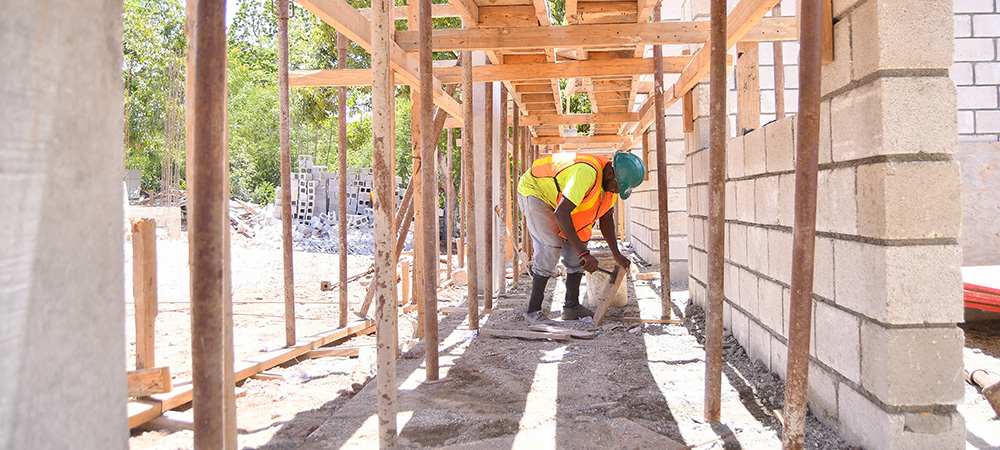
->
[614,253,631,270]
[581,253,600,272]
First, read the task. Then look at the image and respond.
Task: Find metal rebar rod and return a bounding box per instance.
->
[772,3,785,119]
[337,32,349,329]
[419,0,440,381]
[652,3,671,320]
[277,0,295,348]
[372,0,398,443]
[483,81,495,310]
[446,128,454,279]
[462,50,479,331]
[704,0,727,423]
[781,0,822,447]
[512,102,520,284]
[189,0,228,447]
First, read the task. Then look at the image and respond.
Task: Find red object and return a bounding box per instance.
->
[964,282,1000,314]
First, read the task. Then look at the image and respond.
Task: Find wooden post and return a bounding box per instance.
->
[462,50,479,331]
[188,0,229,446]
[511,103,520,285]
[498,85,508,294]
[372,0,399,441]
[401,260,410,304]
[522,130,532,268]
[132,218,158,370]
[782,0,823,446]
[419,0,440,381]
[704,0,728,423]
[773,3,785,119]
[446,129,454,279]
[652,3,671,320]
[483,81,495,311]
[277,0,296,348]
[736,41,760,134]
[337,32,350,328]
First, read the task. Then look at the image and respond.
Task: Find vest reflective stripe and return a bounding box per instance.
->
[529,153,616,241]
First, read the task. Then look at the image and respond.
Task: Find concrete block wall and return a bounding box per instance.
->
[952,0,1000,140]
[687,0,966,448]
[623,101,690,286]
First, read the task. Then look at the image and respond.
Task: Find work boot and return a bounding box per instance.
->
[564,272,584,308]
[525,310,557,326]
[526,274,549,314]
[561,304,593,321]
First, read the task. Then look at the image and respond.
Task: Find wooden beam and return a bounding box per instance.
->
[479,328,571,341]
[131,218,158,370]
[358,3,461,20]
[296,0,463,122]
[306,347,361,358]
[128,367,172,397]
[533,135,629,145]
[479,5,537,27]
[567,1,638,25]
[394,17,795,52]
[521,112,638,126]
[736,41,760,134]
[436,56,692,84]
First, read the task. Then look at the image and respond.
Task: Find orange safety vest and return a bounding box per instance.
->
[529,153,616,242]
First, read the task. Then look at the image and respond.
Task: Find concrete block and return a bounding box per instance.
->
[746,225,768,275]
[837,384,900,450]
[813,237,836,300]
[954,14,972,38]
[856,161,962,240]
[974,62,1000,84]
[766,228,792,284]
[949,62,973,86]
[973,14,1000,37]
[765,116,795,173]
[725,261,740,301]
[816,167,858,235]
[667,165,686,188]
[731,307,749,348]
[668,211,687,235]
[831,76,957,161]
[666,140,686,165]
[860,322,965,406]
[738,267,759,313]
[754,175,779,225]
[731,179,749,222]
[850,0,954,79]
[669,237,688,260]
[807,363,839,427]
[833,241,964,324]
[743,127,767,176]
[955,38,996,61]
[730,223,748,267]
[725,181,737,221]
[954,0,995,13]
[757,277,784,335]
[723,300,733,331]
[977,110,1000,133]
[667,187,687,212]
[770,336,787,379]
[957,85,999,109]
[832,0,863,19]
[776,173,795,226]
[814,302,861,383]
[727,135,745,178]
[958,110,976,135]
[747,320,772,367]
[821,15,853,96]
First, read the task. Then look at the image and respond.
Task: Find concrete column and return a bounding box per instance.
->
[0,1,127,448]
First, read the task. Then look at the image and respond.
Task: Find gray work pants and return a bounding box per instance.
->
[518,193,585,278]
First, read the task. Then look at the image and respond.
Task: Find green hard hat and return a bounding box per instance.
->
[612,151,646,200]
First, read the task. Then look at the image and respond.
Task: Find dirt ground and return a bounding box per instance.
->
[128,235,1000,449]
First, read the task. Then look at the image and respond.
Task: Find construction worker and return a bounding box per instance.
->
[517,150,646,325]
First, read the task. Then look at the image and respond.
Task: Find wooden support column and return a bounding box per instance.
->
[188,0,231,447]
[132,218,158,370]
[446,128,454,279]
[736,41,760,134]
[511,103,520,284]
[498,85,508,294]
[458,152,466,268]
[419,0,440,381]
[782,0,822,446]
[483,81,495,310]
[704,0,728,423]
[462,50,479,331]
[652,3,671,320]
[337,32,350,328]
[277,0,295,347]
[522,131,532,268]
[372,0,399,442]
[773,3,785,119]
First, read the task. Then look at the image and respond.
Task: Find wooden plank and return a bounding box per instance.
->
[127,367,172,397]
[357,3,462,20]
[296,0,463,122]
[306,347,361,358]
[736,41,760,134]
[521,112,638,126]
[619,317,687,324]
[441,57,692,84]
[533,135,628,145]
[529,324,598,339]
[568,1,638,25]
[479,5,537,27]
[439,307,507,314]
[131,218,158,369]
[822,0,834,65]
[479,328,572,341]
[593,266,626,325]
[395,17,796,52]
[682,89,694,133]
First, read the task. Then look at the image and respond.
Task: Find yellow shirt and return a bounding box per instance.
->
[518,162,604,210]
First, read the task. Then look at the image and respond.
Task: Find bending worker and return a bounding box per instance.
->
[517,150,646,325]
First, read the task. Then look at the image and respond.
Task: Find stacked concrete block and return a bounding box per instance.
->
[952,0,1000,140]
[684,1,966,447]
